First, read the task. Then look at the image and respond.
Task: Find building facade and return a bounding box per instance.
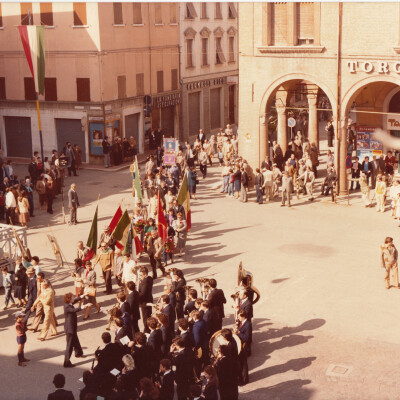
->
[0,2,180,163]
[179,2,238,141]
[239,2,400,193]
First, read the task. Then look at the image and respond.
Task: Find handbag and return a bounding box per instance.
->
[86,286,96,297]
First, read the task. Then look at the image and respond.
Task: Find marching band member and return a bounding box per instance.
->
[207,279,226,330]
[234,309,252,386]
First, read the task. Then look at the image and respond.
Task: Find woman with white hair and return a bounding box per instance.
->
[115,354,139,398]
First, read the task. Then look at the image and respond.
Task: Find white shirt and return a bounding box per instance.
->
[122,259,137,283]
[5,192,16,208]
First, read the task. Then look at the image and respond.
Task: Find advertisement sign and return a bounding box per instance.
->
[356,126,383,160]
[89,122,105,156]
[105,114,121,138]
[163,153,176,165]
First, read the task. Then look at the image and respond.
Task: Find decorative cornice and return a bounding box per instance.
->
[200,27,211,38]
[227,26,237,36]
[256,45,325,54]
[184,27,197,39]
[213,27,225,37]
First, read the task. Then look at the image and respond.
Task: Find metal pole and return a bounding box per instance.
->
[35,93,45,166]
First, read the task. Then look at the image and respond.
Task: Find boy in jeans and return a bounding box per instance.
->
[2,266,16,310]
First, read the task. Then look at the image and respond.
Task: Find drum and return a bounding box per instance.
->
[209,329,242,358]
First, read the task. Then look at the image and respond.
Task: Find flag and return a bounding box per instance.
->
[124,222,144,257]
[124,223,133,255]
[18,25,45,95]
[85,205,98,261]
[134,156,143,201]
[133,224,144,254]
[157,192,168,243]
[177,172,191,231]
[112,210,131,249]
[109,206,123,232]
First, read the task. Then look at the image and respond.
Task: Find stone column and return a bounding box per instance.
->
[276,105,288,153]
[260,115,268,165]
[307,93,319,150]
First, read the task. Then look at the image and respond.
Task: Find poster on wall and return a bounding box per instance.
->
[89,118,105,156]
[105,114,121,139]
[356,126,383,160]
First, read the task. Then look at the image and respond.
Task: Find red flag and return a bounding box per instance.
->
[109,206,123,232]
[157,193,168,243]
[133,227,144,254]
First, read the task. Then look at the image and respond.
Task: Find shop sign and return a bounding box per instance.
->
[347,60,400,74]
[387,114,400,130]
[187,77,225,91]
[153,92,181,109]
[227,75,238,85]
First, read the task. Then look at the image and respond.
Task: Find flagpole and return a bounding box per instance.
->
[35,92,45,166]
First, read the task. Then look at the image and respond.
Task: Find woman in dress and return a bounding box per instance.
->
[73,144,82,170]
[14,264,27,307]
[172,212,187,257]
[17,192,30,227]
[187,167,197,200]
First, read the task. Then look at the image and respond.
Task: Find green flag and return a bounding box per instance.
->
[134,156,142,201]
[86,205,98,253]
[112,209,131,247]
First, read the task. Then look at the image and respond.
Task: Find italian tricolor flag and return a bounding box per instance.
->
[18,25,46,95]
[177,172,191,231]
[112,210,131,248]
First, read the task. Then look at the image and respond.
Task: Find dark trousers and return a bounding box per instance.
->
[6,207,16,224]
[219,387,238,400]
[64,332,83,365]
[70,207,77,224]
[27,196,34,217]
[177,383,190,400]
[255,185,263,204]
[23,297,35,324]
[200,164,207,178]
[102,269,112,294]
[238,350,249,384]
[149,254,165,279]
[131,318,140,337]
[140,305,152,333]
[47,196,53,214]
[176,302,184,319]
[68,160,77,176]
[0,205,4,220]
[216,318,223,331]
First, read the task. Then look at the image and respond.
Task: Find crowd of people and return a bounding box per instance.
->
[102,135,138,168]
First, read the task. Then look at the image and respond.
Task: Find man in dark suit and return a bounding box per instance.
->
[157,358,175,400]
[207,279,226,330]
[184,288,197,316]
[155,146,164,167]
[131,332,154,380]
[138,267,153,333]
[170,337,196,400]
[235,310,252,386]
[177,318,195,349]
[161,294,175,333]
[24,267,37,325]
[172,199,186,220]
[361,155,372,185]
[237,289,253,321]
[126,281,140,336]
[147,317,163,370]
[371,155,379,189]
[67,183,79,225]
[197,129,206,145]
[202,300,218,339]
[63,292,86,368]
[47,373,75,400]
[350,157,362,191]
[214,345,239,400]
[117,291,132,339]
[171,269,186,319]
[114,317,131,349]
[192,310,208,373]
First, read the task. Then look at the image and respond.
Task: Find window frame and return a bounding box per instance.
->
[73,3,87,27]
[76,78,90,102]
[132,2,143,25]
[40,3,53,27]
[113,2,123,25]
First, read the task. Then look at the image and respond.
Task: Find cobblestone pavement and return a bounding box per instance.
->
[2,159,400,399]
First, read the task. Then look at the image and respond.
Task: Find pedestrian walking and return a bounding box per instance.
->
[68,183,80,225]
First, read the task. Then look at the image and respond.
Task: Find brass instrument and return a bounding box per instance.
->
[150,296,163,317]
[209,329,242,360]
[183,285,193,303]
[195,277,211,298]
[236,261,260,304]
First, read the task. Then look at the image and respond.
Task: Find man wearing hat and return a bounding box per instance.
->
[98,226,116,251]
[94,242,114,294]
[23,267,37,325]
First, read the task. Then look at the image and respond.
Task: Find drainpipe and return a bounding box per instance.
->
[178,3,184,143]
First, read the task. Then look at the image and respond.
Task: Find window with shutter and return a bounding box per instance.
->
[44,78,57,101]
[155,4,162,24]
[215,3,222,19]
[228,3,237,19]
[117,76,126,99]
[133,3,142,24]
[136,73,144,96]
[186,3,197,19]
[229,37,235,62]
[113,3,123,25]
[0,3,2,28]
[21,3,33,25]
[157,71,164,93]
[202,38,208,66]
[171,69,178,90]
[73,3,87,26]
[215,38,225,64]
[76,78,90,102]
[0,78,6,100]
[271,3,287,45]
[186,39,193,67]
[201,3,207,19]
[296,3,314,44]
[24,77,36,100]
[169,3,177,23]
[40,3,53,26]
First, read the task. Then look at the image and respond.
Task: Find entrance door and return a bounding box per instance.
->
[4,116,32,158]
[55,118,86,162]
[229,85,236,124]
[210,88,221,129]
[188,92,201,136]
[125,113,140,148]
[161,106,175,137]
